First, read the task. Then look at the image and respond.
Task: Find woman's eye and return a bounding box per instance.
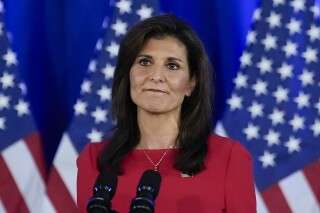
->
[167,63,179,70]
[139,58,151,66]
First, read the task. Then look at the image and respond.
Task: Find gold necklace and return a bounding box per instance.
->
[140,145,175,171]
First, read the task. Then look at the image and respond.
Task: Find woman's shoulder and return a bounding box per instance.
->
[77,140,110,163]
[84,140,109,153]
[208,132,239,146]
[207,132,252,159]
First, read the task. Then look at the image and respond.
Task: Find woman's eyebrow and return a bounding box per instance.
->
[136,55,184,63]
[167,57,183,62]
[136,54,152,58]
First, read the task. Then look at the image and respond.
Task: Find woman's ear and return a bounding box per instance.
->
[186,77,196,97]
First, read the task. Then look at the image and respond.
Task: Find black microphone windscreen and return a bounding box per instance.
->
[94,170,118,199]
[138,170,162,199]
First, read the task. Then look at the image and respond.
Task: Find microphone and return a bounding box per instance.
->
[87,170,118,213]
[130,170,162,213]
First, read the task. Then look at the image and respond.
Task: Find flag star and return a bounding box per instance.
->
[277,62,293,79]
[0,94,10,110]
[102,63,115,80]
[0,71,15,89]
[307,24,320,42]
[290,0,305,12]
[14,99,29,116]
[282,40,298,58]
[298,69,314,86]
[88,60,97,72]
[310,119,320,137]
[115,0,132,14]
[266,12,282,29]
[106,41,119,58]
[136,4,153,20]
[95,38,104,51]
[111,19,128,36]
[252,79,268,96]
[310,5,320,18]
[102,17,109,29]
[80,80,92,94]
[286,18,301,35]
[227,93,243,110]
[272,0,285,6]
[263,129,281,147]
[19,82,27,95]
[234,73,248,89]
[97,85,111,102]
[7,32,13,43]
[91,107,108,124]
[289,114,305,132]
[0,1,4,13]
[284,136,301,154]
[0,117,6,130]
[315,98,320,114]
[261,33,278,51]
[2,49,18,67]
[302,46,318,64]
[253,8,261,21]
[74,99,87,116]
[87,128,103,142]
[246,30,257,45]
[268,108,285,125]
[259,150,276,168]
[248,101,264,118]
[239,51,252,68]
[243,123,260,140]
[257,57,273,74]
[273,86,289,103]
[0,22,4,36]
[294,92,310,109]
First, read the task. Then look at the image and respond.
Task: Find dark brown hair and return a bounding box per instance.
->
[98,14,213,175]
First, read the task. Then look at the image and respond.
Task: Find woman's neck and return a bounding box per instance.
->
[137,111,179,149]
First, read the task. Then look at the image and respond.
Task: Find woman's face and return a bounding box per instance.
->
[130,36,195,116]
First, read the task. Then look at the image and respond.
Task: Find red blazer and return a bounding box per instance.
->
[77,133,256,212]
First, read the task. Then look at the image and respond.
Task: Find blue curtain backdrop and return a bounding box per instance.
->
[3,0,259,168]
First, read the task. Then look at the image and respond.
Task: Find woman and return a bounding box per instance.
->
[77,14,256,212]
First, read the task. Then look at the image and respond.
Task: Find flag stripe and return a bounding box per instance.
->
[261,184,292,213]
[304,160,320,203]
[2,140,46,213]
[24,132,46,180]
[0,155,29,213]
[0,199,6,213]
[279,169,320,212]
[53,134,78,202]
[40,195,57,213]
[47,167,77,213]
[255,188,269,213]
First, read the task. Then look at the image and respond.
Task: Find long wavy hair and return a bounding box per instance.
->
[98,14,214,175]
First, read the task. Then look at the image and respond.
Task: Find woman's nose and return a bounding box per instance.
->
[149,66,166,82]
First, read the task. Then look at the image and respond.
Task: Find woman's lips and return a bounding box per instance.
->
[145,88,167,93]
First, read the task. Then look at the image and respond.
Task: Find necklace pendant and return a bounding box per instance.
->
[141,144,173,172]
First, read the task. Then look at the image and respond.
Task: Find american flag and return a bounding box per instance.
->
[45,0,160,212]
[220,0,320,212]
[0,1,50,212]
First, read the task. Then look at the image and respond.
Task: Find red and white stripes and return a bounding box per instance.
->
[45,133,78,212]
[0,132,50,213]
